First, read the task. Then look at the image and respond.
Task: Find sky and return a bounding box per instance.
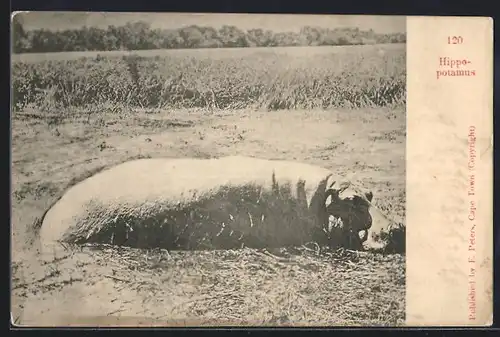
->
[14,12,406,34]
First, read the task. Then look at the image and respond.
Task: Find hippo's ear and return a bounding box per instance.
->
[336,181,351,193]
[365,191,373,202]
[328,179,336,189]
[328,179,350,192]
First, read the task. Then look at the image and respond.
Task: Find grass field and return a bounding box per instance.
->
[11,44,406,326]
[12,44,405,112]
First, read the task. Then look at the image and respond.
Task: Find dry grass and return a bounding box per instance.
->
[13,244,404,327]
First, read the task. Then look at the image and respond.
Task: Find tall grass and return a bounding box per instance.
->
[11,45,406,112]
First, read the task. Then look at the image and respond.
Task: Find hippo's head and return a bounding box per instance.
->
[324,180,395,252]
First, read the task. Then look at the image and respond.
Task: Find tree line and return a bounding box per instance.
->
[12,19,406,53]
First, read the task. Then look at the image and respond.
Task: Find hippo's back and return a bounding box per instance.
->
[71,156,332,201]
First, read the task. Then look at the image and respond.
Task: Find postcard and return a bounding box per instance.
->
[10,12,493,327]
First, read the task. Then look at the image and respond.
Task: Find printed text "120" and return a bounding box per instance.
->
[448,36,464,44]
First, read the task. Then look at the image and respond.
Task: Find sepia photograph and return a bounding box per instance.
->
[11,12,406,326]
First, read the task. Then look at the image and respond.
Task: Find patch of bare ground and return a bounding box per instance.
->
[11,106,405,326]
